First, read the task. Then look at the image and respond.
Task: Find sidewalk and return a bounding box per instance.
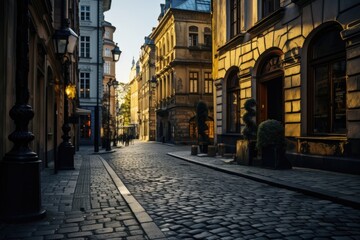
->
[167,150,360,210]
[0,147,166,240]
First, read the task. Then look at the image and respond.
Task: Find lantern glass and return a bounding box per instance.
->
[65,83,76,99]
[53,27,78,55]
[112,44,122,62]
[66,28,78,54]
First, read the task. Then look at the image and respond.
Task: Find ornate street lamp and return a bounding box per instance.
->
[53,20,78,170]
[112,43,122,62]
[104,44,121,151]
[106,78,119,151]
[150,75,158,89]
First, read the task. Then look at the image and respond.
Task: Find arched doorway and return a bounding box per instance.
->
[257,53,284,123]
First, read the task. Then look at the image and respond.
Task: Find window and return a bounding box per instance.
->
[262,0,280,18]
[104,47,111,57]
[204,27,212,47]
[104,61,111,74]
[227,71,240,133]
[309,26,346,135]
[204,72,213,94]
[80,36,90,58]
[80,5,90,21]
[80,114,91,139]
[80,72,90,98]
[189,72,198,93]
[230,0,241,38]
[104,31,110,39]
[189,26,198,47]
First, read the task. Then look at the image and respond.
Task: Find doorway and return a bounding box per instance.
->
[257,53,284,124]
[258,76,284,123]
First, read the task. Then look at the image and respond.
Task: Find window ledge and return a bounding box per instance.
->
[217,33,245,55]
[247,7,285,36]
[189,45,211,51]
[291,0,314,7]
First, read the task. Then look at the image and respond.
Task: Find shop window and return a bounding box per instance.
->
[80,114,91,139]
[308,26,346,135]
[189,116,214,142]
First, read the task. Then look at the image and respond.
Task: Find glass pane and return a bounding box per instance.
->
[229,91,239,132]
[332,60,346,133]
[312,29,345,59]
[314,65,329,133]
[80,115,91,139]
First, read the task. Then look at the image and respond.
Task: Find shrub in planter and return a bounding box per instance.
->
[242,98,257,141]
[256,119,291,169]
[236,98,257,165]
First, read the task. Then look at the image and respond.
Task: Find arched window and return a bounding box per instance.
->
[189,26,198,47]
[308,26,346,135]
[227,70,240,133]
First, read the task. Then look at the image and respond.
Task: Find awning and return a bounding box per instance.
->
[75,108,91,116]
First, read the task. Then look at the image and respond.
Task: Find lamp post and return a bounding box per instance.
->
[53,19,78,170]
[0,0,46,221]
[104,43,121,151]
[106,78,119,151]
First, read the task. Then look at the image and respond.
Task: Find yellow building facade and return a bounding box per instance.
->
[138,37,157,141]
[151,4,213,144]
[212,0,360,173]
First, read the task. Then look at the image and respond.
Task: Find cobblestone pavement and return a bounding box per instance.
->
[167,151,360,209]
[103,141,360,240]
[0,149,164,240]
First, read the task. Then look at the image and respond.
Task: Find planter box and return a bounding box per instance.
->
[199,142,208,153]
[191,145,198,155]
[261,145,291,169]
[236,140,257,166]
[207,145,216,157]
[218,143,226,156]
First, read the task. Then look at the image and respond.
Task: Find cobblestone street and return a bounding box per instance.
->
[103,142,360,240]
[1,141,359,239]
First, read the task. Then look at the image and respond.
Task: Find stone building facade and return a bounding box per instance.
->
[138,37,157,141]
[151,0,213,144]
[212,0,360,172]
[0,0,80,168]
[78,0,111,146]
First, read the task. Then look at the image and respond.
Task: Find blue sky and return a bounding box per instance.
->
[104,0,164,83]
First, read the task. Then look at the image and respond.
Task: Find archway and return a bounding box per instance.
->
[256,51,284,123]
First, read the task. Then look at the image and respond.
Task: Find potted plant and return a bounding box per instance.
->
[256,119,291,169]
